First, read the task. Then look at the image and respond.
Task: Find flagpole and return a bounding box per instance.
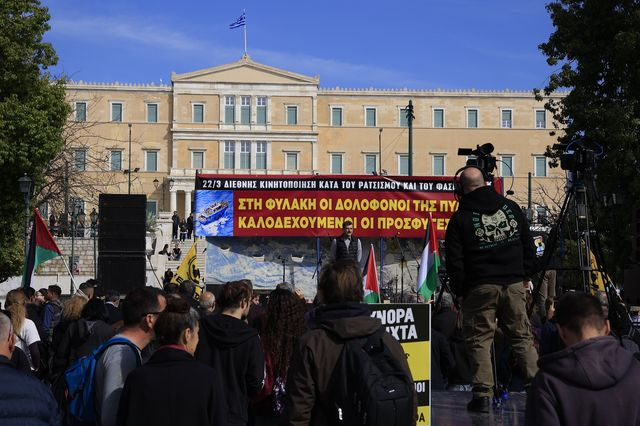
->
[59,256,77,294]
[243,9,247,55]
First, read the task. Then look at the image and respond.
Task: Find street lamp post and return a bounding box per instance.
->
[70,200,81,284]
[90,208,98,277]
[18,174,33,257]
[128,123,132,194]
[378,128,383,175]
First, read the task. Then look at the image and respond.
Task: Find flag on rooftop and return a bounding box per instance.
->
[417,213,440,301]
[22,209,62,288]
[363,244,380,304]
[229,12,246,29]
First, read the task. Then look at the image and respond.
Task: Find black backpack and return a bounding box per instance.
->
[323,326,414,426]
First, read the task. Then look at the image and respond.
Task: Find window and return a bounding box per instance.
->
[145,151,158,172]
[501,109,512,128]
[240,96,250,124]
[501,155,514,177]
[146,200,157,218]
[287,106,298,125]
[109,150,122,171]
[74,149,87,171]
[193,104,204,123]
[331,107,343,126]
[535,109,546,128]
[331,153,343,174]
[147,103,158,123]
[365,154,377,174]
[256,141,267,169]
[433,155,445,176]
[399,108,409,127]
[399,154,409,175]
[467,108,478,128]
[433,108,444,128]
[365,107,376,127]
[224,141,235,169]
[286,152,298,171]
[535,156,547,177]
[75,102,87,122]
[192,151,204,169]
[240,141,251,169]
[257,97,267,124]
[111,103,122,122]
[225,96,235,124]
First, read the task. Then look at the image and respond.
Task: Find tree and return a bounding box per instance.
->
[536,0,640,279]
[0,0,70,282]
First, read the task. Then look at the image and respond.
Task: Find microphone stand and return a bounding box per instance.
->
[394,234,413,303]
[278,256,287,284]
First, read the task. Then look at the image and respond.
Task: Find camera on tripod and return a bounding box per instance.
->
[457,143,497,179]
[554,142,597,173]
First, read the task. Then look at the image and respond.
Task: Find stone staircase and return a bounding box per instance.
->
[164,239,208,277]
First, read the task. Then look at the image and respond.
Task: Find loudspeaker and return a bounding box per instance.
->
[99,194,147,253]
[98,255,146,293]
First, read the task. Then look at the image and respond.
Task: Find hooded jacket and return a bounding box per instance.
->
[196,314,265,426]
[525,335,640,426]
[445,185,537,295]
[284,303,415,426]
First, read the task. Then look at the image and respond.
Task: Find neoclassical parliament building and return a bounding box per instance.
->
[63,55,565,221]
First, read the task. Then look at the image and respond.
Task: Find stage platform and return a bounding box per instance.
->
[431,391,526,425]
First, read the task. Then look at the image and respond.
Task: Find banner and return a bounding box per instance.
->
[370,303,431,425]
[195,174,502,239]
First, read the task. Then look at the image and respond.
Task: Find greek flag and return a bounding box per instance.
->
[229,12,246,29]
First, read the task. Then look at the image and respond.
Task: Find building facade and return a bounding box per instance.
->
[61,55,565,221]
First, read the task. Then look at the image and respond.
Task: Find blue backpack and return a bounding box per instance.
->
[64,336,141,422]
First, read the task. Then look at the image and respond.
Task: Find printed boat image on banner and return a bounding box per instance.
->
[195,190,234,237]
[198,200,229,224]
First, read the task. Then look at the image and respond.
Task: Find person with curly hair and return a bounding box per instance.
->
[252,288,307,424]
[5,289,41,371]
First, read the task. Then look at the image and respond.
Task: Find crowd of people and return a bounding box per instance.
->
[0,259,417,426]
[2,168,639,425]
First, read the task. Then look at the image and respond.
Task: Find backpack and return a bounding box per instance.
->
[64,336,141,422]
[323,326,414,426]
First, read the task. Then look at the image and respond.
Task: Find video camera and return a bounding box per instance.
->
[457,143,497,180]
[554,141,598,174]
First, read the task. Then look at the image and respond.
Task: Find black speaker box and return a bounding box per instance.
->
[99,194,147,253]
[98,255,146,293]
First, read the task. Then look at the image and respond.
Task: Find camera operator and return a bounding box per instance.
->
[445,166,539,413]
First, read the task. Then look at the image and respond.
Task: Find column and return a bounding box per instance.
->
[184,190,192,216]
[170,189,177,213]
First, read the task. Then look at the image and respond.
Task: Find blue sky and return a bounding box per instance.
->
[42,0,557,91]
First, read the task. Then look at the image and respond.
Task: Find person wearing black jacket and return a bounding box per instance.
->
[445,167,538,413]
[118,297,226,426]
[196,280,264,426]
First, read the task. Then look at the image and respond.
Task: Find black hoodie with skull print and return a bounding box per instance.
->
[444,185,538,296]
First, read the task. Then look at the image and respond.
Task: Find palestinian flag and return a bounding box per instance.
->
[417,213,440,301]
[22,209,62,288]
[362,244,380,304]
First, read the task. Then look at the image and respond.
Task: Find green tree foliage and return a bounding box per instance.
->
[0,1,70,282]
[536,0,640,277]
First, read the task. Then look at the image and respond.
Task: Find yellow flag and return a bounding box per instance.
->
[589,250,608,293]
[171,242,203,299]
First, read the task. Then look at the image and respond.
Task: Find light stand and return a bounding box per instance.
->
[18,174,33,257]
[90,208,98,277]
